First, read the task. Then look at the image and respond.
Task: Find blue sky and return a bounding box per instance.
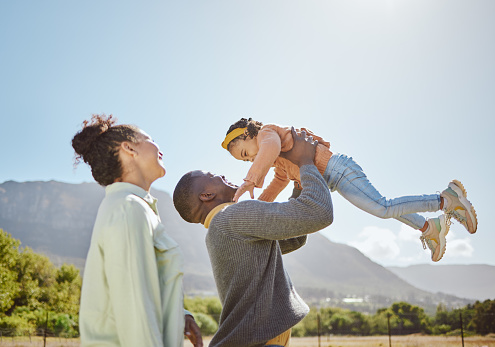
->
[1,0,494,267]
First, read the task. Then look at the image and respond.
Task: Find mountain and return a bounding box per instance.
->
[0,180,479,311]
[387,264,495,302]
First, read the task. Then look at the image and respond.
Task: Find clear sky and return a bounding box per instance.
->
[1,0,494,267]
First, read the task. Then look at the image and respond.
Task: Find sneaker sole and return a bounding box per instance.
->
[449,179,478,234]
[433,215,449,262]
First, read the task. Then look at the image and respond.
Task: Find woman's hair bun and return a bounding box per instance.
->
[72,114,117,163]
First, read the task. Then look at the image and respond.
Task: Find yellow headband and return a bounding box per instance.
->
[221,127,247,150]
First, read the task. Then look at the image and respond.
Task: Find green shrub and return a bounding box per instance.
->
[291,321,307,337]
[0,314,36,336]
[54,313,78,337]
[193,312,218,336]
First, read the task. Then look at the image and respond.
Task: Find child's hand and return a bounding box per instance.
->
[233,181,255,202]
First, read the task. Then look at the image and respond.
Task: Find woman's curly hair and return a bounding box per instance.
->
[225,118,263,150]
[71,114,140,186]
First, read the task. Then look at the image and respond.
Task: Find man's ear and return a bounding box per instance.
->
[199,192,216,202]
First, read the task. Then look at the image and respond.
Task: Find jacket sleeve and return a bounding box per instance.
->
[244,128,282,188]
[220,165,333,241]
[103,202,164,347]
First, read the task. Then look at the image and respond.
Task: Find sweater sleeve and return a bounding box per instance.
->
[244,128,282,188]
[217,165,333,241]
[258,166,291,202]
[279,235,307,254]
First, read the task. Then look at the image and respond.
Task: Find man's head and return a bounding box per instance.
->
[173,170,238,224]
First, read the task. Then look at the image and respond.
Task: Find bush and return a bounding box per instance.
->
[193,313,218,336]
[0,314,36,336]
[291,321,307,337]
[54,313,78,338]
[432,324,451,335]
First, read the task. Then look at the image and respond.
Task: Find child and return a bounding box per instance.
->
[221,118,478,262]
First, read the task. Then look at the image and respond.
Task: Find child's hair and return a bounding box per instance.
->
[72,114,140,186]
[225,118,263,150]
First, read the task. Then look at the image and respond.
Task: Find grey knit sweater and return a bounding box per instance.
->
[205,165,333,347]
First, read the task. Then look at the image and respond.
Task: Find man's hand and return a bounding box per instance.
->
[184,315,203,347]
[279,127,318,167]
[233,180,255,202]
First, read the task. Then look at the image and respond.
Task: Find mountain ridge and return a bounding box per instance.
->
[1,180,490,310]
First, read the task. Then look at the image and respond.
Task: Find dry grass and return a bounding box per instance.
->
[0,336,79,347]
[2,335,495,347]
[185,335,495,347]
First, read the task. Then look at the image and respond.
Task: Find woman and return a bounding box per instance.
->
[72,114,202,347]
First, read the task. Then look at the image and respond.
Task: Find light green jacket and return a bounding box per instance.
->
[80,182,188,347]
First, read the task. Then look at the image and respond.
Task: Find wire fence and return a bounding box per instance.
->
[0,329,79,347]
[1,311,494,346]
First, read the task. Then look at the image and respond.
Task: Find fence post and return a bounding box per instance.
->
[44,311,48,347]
[317,311,321,347]
[387,313,392,347]
[459,311,464,347]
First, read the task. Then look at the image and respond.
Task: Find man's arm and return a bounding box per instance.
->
[279,235,307,254]
[218,128,333,240]
[184,314,203,347]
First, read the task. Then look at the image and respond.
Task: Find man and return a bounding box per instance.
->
[173,128,333,347]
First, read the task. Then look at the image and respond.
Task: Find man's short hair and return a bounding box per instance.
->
[173,172,196,223]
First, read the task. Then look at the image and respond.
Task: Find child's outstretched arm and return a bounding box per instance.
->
[233,128,283,202]
[257,167,291,202]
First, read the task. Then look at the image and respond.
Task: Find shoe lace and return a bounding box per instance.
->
[445,211,454,226]
[420,234,428,250]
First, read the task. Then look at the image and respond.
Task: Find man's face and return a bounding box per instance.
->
[189,170,238,223]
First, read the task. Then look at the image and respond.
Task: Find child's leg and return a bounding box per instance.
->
[323,153,449,261]
[323,153,441,229]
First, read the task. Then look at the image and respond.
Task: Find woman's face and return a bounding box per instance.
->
[134,130,166,182]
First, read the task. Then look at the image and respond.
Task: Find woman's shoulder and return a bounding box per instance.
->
[98,190,151,220]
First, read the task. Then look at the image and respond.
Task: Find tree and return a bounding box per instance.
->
[0,229,21,313]
[471,299,495,335]
[371,302,431,335]
[389,301,430,335]
[0,228,82,334]
[50,264,82,315]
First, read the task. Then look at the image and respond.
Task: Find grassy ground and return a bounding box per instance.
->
[186,334,495,347]
[2,335,495,346]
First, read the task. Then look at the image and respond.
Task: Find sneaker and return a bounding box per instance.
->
[420,215,449,262]
[441,180,478,234]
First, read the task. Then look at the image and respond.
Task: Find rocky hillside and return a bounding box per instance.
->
[0,180,480,310]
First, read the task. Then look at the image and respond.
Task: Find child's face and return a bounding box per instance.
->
[229,137,259,162]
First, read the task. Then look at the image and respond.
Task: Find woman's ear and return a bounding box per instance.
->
[120,141,137,157]
[199,192,216,202]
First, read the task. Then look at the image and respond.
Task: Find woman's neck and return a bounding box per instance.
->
[116,173,152,192]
